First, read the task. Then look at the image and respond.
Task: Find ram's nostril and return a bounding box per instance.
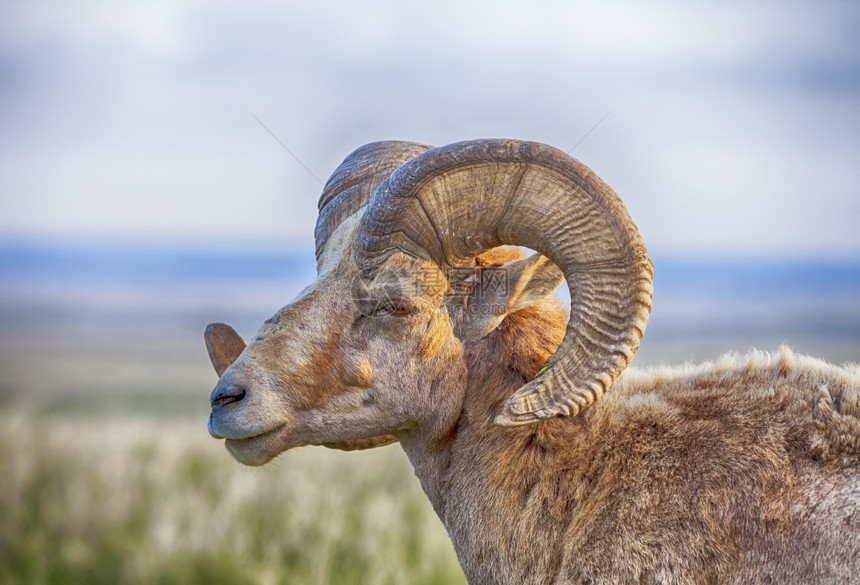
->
[210,382,247,408]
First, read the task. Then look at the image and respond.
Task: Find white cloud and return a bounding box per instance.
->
[0,0,858,255]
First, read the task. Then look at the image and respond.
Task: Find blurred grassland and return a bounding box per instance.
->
[1,251,857,584]
[0,351,467,585]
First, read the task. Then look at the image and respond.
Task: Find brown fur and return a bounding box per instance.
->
[209,234,860,584]
[441,327,860,583]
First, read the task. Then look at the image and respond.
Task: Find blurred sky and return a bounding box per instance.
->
[1,0,858,257]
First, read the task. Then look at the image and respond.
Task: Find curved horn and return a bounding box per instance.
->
[354,139,653,426]
[315,141,433,265]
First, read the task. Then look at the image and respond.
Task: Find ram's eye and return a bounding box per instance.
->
[379,299,413,316]
[377,294,415,316]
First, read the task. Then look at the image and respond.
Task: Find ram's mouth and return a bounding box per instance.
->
[222,424,288,466]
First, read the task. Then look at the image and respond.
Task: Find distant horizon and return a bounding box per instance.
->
[1,233,857,370]
[2,233,860,264]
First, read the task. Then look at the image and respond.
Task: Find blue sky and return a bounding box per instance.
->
[1,1,858,257]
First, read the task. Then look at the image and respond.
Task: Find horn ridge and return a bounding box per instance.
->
[354,139,654,426]
[314,141,434,263]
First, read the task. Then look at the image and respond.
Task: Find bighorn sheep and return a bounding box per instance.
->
[206,139,860,584]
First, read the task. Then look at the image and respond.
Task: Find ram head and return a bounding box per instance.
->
[205,139,653,465]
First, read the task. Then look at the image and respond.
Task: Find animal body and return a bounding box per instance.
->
[205,139,860,584]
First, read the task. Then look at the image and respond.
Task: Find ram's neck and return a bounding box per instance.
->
[399,300,572,583]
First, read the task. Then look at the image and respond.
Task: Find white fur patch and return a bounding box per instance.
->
[317,212,364,275]
[617,346,860,392]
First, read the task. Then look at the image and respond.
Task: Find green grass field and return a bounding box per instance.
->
[0,348,467,585]
[0,412,466,585]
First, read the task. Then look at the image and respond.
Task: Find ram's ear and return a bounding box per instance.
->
[459,253,564,341]
[204,323,246,376]
[503,254,565,314]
